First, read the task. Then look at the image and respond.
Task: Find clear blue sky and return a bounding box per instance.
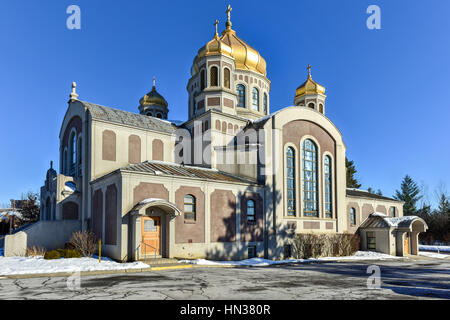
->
[0,0,449,207]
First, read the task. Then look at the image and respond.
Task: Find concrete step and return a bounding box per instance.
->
[141,258,180,266]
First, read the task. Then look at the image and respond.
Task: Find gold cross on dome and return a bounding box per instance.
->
[214,20,219,35]
[226,5,232,21]
[307,64,312,77]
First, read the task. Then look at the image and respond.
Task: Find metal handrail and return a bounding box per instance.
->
[141,241,158,259]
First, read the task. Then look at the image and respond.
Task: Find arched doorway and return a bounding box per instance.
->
[129,199,181,260]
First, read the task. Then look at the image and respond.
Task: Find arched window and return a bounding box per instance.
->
[210,66,218,87]
[236,84,246,108]
[302,139,318,217]
[184,195,196,221]
[324,155,332,218]
[77,137,82,176]
[286,147,296,216]
[319,104,324,113]
[156,113,162,119]
[252,87,259,111]
[224,68,231,89]
[200,69,206,90]
[350,207,356,225]
[247,200,255,221]
[70,132,76,176]
[263,93,268,114]
[308,103,315,109]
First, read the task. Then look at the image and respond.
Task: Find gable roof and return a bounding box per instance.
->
[360,212,428,230]
[81,101,177,134]
[346,188,401,202]
[120,160,259,185]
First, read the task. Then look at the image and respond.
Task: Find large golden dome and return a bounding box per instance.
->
[295,65,326,98]
[193,6,267,76]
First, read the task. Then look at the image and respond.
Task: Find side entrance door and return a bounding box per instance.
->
[141,216,161,256]
[404,233,410,255]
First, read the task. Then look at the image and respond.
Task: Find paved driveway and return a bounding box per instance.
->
[0,257,448,300]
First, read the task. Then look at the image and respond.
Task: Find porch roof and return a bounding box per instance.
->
[120,160,258,185]
[360,213,428,231]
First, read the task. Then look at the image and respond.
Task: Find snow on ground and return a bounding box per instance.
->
[419,251,450,259]
[179,251,401,266]
[0,255,148,276]
[419,245,450,253]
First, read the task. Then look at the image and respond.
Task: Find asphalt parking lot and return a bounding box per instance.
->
[0,257,448,300]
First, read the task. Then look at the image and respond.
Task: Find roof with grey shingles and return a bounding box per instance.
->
[81,101,177,134]
[120,160,259,185]
[346,188,400,202]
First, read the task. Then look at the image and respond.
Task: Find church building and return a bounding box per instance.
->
[34,6,428,262]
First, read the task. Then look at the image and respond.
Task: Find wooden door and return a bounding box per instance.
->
[141,216,160,256]
[404,233,410,255]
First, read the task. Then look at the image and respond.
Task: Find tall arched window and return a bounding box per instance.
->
[210,66,218,87]
[247,199,255,221]
[252,87,259,111]
[263,93,268,114]
[302,139,318,217]
[200,69,206,90]
[63,149,67,174]
[324,155,332,218]
[70,132,77,176]
[184,195,196,221]
[236,84,246,108]
[77,137,82,176]
[308,103,315,109]
[286,147,296,216]
[350,207,356,225]
[224,68,230,89]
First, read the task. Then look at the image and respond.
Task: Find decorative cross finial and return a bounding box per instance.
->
[225,4,232,29]
[153,76,156,88]
[50,161,53,169]
[307,64,312,77]
[70,81,79,100]
[214,19,219,36]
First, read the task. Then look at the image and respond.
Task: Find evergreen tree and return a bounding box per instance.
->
[394,175,422,215]
[437,193,450,214]
[376,189,383,196]
[346,157,361,188]
[19,191,40,223]
[367,187,374,194]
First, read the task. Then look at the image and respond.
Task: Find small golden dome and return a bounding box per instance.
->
[295,65,326,98]
[193,6,267,76]
[139,78,168,108]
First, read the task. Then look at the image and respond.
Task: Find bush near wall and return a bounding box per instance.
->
[43,249,82,260]
[291,233,360,259]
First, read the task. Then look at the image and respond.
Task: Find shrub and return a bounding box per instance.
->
[26,246,46,257]
[44,250,61,260]
[292,233,360,259]
[64,249,82,258]
[69,231,98,257]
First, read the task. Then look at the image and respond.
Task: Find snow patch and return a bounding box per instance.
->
[419,251,449,259]
[179,251,401,266]
[0,256,148,276]
[64,181,77,193]
[139,198,165,205]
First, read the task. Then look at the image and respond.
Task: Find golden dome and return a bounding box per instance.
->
[295,65,326,98]
[193,6,267,76]
[139,78,168,108]
[198,20,233,59]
